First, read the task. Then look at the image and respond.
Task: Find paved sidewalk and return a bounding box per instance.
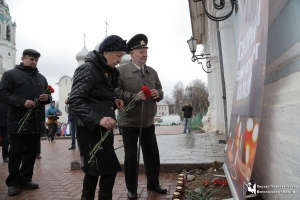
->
[0,126,226,200]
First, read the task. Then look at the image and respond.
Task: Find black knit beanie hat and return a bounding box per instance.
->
[98,35,128,54]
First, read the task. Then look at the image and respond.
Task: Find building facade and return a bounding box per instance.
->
[0,0,16,80]
[188,0,300,199]
[156,101,169,117]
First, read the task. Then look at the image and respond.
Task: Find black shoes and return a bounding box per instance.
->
[127,191,137,199]
[20,181,39,189]
[81,190,95,200]
[68,146,76,150]
[8,182,38,196]
[147,185,167,194]
[36,154,42,159]
[3,157,9,163]
[8,186,21,196]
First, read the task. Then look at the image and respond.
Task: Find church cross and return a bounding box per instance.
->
[83,33,86,45]
[105,19,109,36]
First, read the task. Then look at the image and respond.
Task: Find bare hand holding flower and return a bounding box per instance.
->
[150,89,159,99]
[39,94,49,102]
[99,117,116,130]
[137,91,146,100]
[114,99,124,109]
[24,100,35,108]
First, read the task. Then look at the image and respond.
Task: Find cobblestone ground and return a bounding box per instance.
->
[0,125,226,200]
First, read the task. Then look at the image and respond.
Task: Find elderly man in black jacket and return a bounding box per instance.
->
[0,49,52,196]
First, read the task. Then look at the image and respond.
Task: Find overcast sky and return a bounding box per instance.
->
[5,0,207,101]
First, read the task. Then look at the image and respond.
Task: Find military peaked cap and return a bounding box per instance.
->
[127,34,148,51]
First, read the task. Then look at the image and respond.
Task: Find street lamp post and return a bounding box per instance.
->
[187,37,212,73]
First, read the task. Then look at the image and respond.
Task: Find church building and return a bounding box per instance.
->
[0,0,16,79]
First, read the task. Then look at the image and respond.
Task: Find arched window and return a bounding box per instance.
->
[6,25,10,41]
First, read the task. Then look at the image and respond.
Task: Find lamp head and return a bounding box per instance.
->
[187,36,198,53]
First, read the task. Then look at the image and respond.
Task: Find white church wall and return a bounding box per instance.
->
[252,71,300,200]
[57,76,72,123]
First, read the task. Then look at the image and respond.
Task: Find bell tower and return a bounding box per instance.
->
[0,0,16,78]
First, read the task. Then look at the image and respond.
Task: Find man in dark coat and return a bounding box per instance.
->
[0,49,52,196]
[0,101,9,163]
[182,101,193,133]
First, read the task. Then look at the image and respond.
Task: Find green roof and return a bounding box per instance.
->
[0,14,10,21]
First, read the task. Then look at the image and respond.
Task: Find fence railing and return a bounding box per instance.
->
[191,110,207,130]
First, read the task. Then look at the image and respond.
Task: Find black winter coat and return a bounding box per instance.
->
[69,51,121,175]
[0,101,8,127]
[182,105,193,118]
[0,64,52,134]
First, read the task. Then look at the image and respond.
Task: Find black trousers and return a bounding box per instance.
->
[6,134,40,187]
[83,172,117,194]
[47,124,57,141]
[121,125,160,191]
[0,126,9,160]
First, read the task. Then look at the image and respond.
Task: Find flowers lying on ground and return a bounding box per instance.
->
[88,86,151,168]
[203,180,210,186]
[206,178,228,187]
[18,85,54,133]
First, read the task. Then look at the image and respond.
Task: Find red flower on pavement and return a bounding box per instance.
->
[212,178,220,185]
[220,179,228,186]
[203,180,210,186]
[18,85,54,133]
[141,85,151,98]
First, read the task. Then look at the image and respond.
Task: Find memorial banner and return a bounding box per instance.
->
[224,0,269,199]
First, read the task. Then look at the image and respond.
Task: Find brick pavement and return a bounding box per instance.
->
[0,125,226,200]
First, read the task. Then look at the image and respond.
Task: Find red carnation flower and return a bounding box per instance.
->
[141,85,151,98]
[203,180,210,186]
[220,180,228,186]
[47,85,55,93]
[212,178,220,185]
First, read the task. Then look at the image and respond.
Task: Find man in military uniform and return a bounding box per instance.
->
[117,34,167,199]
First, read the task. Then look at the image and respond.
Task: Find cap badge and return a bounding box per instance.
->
[140,40,146,45]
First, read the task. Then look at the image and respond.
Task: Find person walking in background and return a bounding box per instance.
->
[46,101,62,143]
[0,101,9,163]
[0,49,52,196]
[182,101,193,133]
[65,96,79,150]
[69,35,127,200]
[117,33,166,199]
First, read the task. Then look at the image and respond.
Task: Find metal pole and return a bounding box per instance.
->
[216,21,228,139]
[136,101,144,194]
